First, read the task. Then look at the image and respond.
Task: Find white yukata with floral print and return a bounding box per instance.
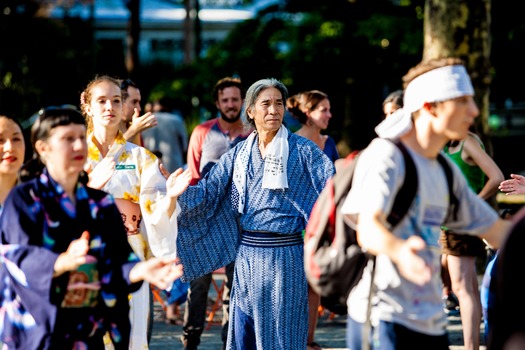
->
[86,131,178,350]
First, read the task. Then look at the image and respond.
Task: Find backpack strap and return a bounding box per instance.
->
[436,153,459,221]
[363,140,458,350]
[385,140,458,225]
[386,139,418,227]
[363,139,418,350]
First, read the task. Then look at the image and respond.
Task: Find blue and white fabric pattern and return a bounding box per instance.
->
[177,131,335,349]
[233,126,289,214]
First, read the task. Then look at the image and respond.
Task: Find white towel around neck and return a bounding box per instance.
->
[374,108,413,139]
[233,125,289,213]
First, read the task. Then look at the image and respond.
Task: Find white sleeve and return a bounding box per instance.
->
[340,138,405,221]
[139,154,178,259]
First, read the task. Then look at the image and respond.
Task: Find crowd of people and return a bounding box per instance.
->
[0,58,524,350]
[0,107,183,349]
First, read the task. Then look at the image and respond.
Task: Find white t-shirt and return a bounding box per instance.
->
[340,138,498,335]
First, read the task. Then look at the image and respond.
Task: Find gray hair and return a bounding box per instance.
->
[241,78,289,129]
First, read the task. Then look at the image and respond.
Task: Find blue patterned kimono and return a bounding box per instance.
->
[0,170,142,350]
[177,132,334,349]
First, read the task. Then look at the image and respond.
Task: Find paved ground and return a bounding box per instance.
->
[149,285,486,349]
[150,306,348,350]
[150,306,485,349]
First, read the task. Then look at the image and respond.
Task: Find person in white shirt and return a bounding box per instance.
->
[341,57,511,350]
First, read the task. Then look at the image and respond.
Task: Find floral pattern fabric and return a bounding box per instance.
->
[85,131,177,349]
[85,131,178,259]
[0,170,141,349]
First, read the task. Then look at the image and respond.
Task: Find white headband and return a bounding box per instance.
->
[403,64,474,113]
[376,64,475,139]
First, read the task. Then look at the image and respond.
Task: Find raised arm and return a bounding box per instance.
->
[499,174,525,195]
[123,108,157,145]
[463,134,504,200]
[165,167,192,217]
[53,231,90,277]
[129,256,183,290]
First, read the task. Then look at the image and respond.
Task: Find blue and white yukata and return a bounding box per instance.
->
[176,131,335,349]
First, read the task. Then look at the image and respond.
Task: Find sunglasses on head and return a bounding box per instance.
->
[38,104,78,117]
[120,79,137,91]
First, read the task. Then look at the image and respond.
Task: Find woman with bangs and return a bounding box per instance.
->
[0,107,182,349]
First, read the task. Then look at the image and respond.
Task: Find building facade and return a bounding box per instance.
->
[50,0,282,67]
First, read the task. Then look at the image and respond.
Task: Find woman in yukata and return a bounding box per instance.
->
[79,75,185,349]
[0,107,183,349]
[173,78,335,349]
[0,113,25,211]
[286,90,339,350]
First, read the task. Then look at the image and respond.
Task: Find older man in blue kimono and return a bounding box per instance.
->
[175,78,335,349]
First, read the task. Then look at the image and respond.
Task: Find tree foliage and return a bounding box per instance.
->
[1,0,524,158]
[424,0,491,137]
[0,0,93,119]
[148,0,425,153]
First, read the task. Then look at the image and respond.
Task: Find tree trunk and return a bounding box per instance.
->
[126,0,141,78]
[423,0,492,148]
[184,0,200,64]
[194,0,201,61]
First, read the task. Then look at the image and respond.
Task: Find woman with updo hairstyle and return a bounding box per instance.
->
[287,90,339,350]
[287,90,339,163]
[79,75,188,349]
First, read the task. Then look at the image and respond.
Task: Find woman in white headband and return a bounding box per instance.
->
[341,57,511,350]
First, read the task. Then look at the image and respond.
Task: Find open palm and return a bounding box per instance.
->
[166,168,192,198]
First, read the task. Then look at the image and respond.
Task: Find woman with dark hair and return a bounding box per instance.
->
[287,90,339,163]
[287,90,339,350]
[0,107,182,349]
[382,89,404,117]
[0,112,25,209]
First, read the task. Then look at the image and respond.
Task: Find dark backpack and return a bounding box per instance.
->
[304,138,457,315]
